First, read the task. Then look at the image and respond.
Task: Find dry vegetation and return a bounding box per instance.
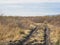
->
[0,15,60,45]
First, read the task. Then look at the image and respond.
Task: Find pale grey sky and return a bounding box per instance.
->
[0,0,60,4]
[0,0,60,16]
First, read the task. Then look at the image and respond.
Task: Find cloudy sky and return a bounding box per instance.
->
[0,0,60,16]
[0,0,60,4]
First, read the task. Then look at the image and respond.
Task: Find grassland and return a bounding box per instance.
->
[0,15,60,45]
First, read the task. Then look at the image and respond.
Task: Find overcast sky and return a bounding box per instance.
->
[0,0,60,16]
[0,0,60,4]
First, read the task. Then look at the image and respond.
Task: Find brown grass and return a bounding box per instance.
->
[0,15,60,44]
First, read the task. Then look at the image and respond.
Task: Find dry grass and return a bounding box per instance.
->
[0,16,60,44]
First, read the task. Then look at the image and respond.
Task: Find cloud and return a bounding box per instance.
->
[0,0,60,4]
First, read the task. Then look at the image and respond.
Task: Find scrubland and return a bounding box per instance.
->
[0,15,60,45]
